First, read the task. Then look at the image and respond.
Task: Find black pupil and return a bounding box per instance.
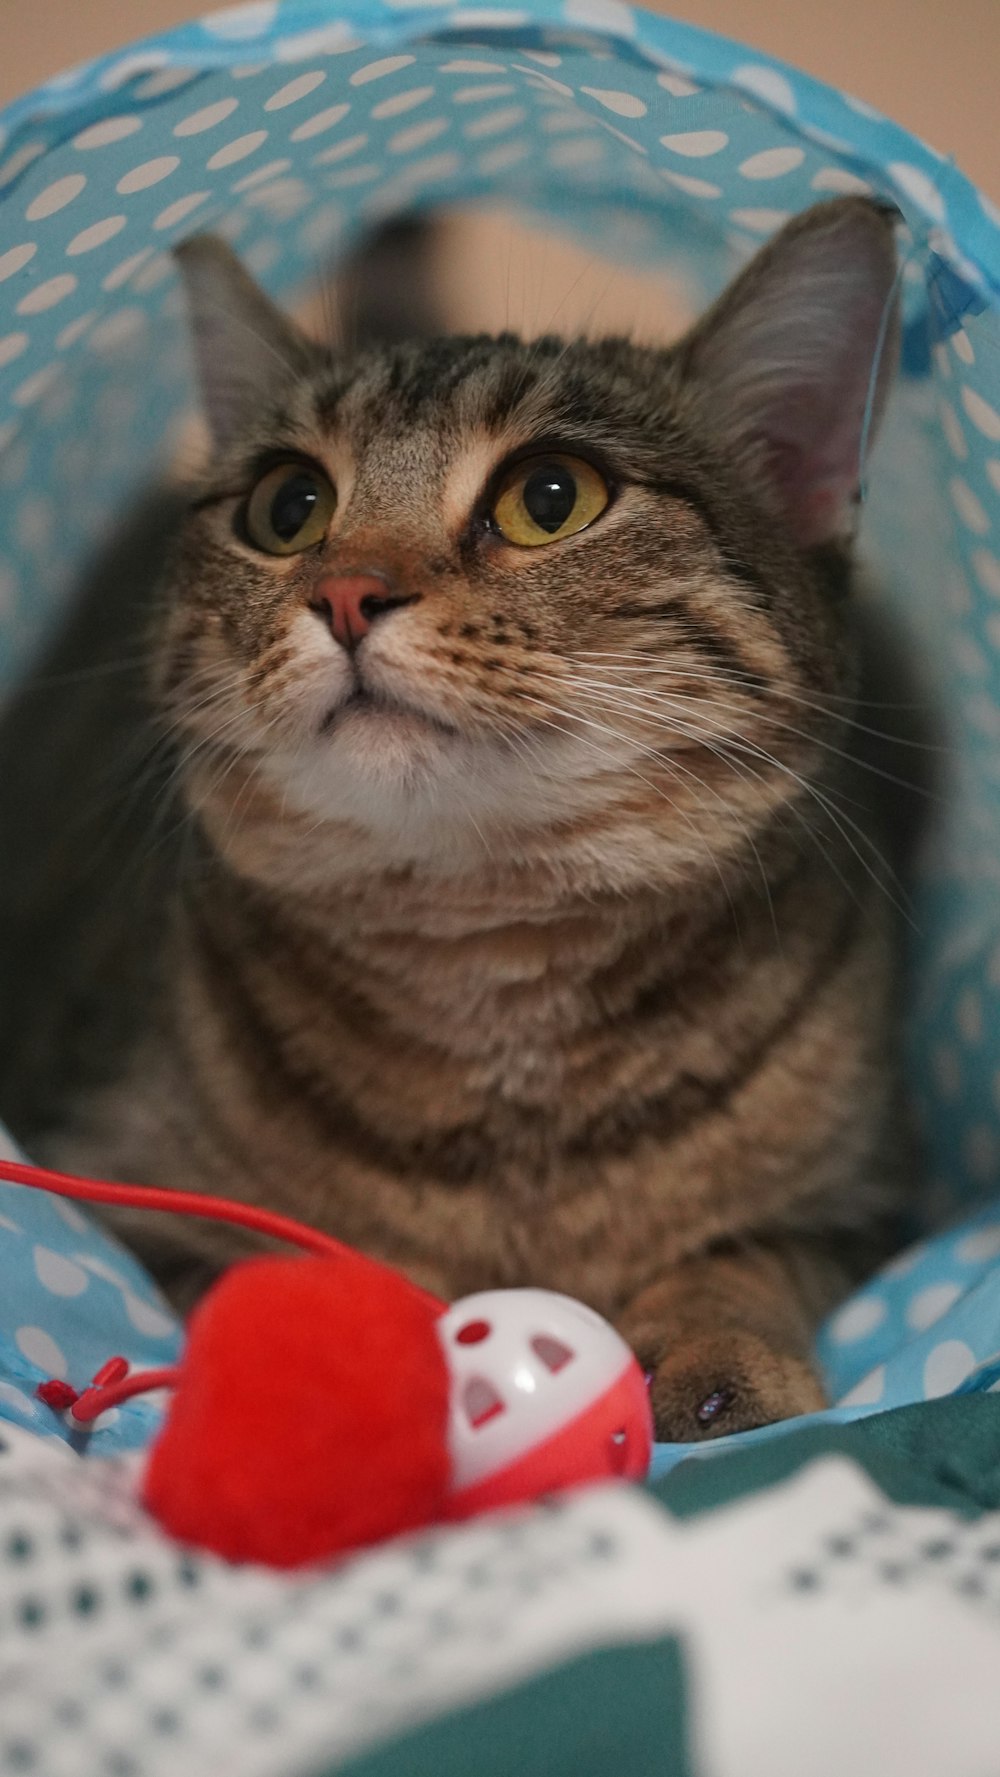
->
[270,473,320,542]
[522,463,577,534]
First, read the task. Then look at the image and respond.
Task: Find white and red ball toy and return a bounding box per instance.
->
[441,1288,652,1518]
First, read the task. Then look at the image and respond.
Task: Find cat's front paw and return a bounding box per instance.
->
[648,1332,826,1444]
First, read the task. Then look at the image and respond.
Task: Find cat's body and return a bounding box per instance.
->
[0,199,915,1440]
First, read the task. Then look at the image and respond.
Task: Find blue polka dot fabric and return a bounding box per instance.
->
[0,1129,181,1452]
[2,0,1000,1469]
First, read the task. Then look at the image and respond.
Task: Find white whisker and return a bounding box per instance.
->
[511,666,910,925]
[555,667,937,802]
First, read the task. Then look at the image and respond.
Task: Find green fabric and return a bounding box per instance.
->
[652,1394,1000,1521]
[320,1396,1000,1775]
[327,1635,693,1777]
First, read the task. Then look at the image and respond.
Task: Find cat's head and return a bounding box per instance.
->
[165,197,898,889]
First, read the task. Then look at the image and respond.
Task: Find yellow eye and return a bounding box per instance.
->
[491,454,610,547]
[244,462,336,556]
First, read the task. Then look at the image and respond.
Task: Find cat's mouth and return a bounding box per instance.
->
[319,685,460,741]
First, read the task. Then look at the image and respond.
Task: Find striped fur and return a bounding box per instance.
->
[0,199,914,1440]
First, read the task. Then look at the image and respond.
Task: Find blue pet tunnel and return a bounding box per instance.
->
[1,0,1000,1467]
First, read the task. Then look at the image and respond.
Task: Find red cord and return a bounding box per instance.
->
[0,1156,443,1311]
[1,1157,358,1258]
[70,1368,180,1424]
[92,1356,130,1388]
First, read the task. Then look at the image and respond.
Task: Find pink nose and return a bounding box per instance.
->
[310,572,415,652]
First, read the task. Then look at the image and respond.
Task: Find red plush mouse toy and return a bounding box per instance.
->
[4,1160,653,1569]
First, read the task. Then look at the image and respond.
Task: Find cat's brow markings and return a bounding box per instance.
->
[437,433,507,534]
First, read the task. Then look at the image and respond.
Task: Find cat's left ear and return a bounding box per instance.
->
[677,197,900,548]
[174,235,315,450]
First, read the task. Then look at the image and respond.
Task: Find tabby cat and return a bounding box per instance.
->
[0,196,910,1442]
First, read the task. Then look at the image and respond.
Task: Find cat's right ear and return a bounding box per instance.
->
[174,236,314,450]
[676,197,900,549]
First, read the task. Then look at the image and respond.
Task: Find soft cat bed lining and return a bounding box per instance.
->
[1,0,1000,1468]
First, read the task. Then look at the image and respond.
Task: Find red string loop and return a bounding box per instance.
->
[70,1367,181,1424]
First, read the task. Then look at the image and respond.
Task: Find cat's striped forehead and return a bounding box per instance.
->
[294,332,681,483]
[315,334,652,434]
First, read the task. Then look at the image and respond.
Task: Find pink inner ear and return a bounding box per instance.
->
[686,207,899,552]
[793,483,855,549]
[757,396,867,549]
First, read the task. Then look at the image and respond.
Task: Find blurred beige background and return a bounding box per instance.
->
[1,0,997,202]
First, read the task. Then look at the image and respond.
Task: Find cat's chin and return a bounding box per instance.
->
[259,704,599,864]
[319,686,461,745]
[271,700,480,836]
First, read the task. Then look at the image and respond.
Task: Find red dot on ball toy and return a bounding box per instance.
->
[142,1251,450,1569]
